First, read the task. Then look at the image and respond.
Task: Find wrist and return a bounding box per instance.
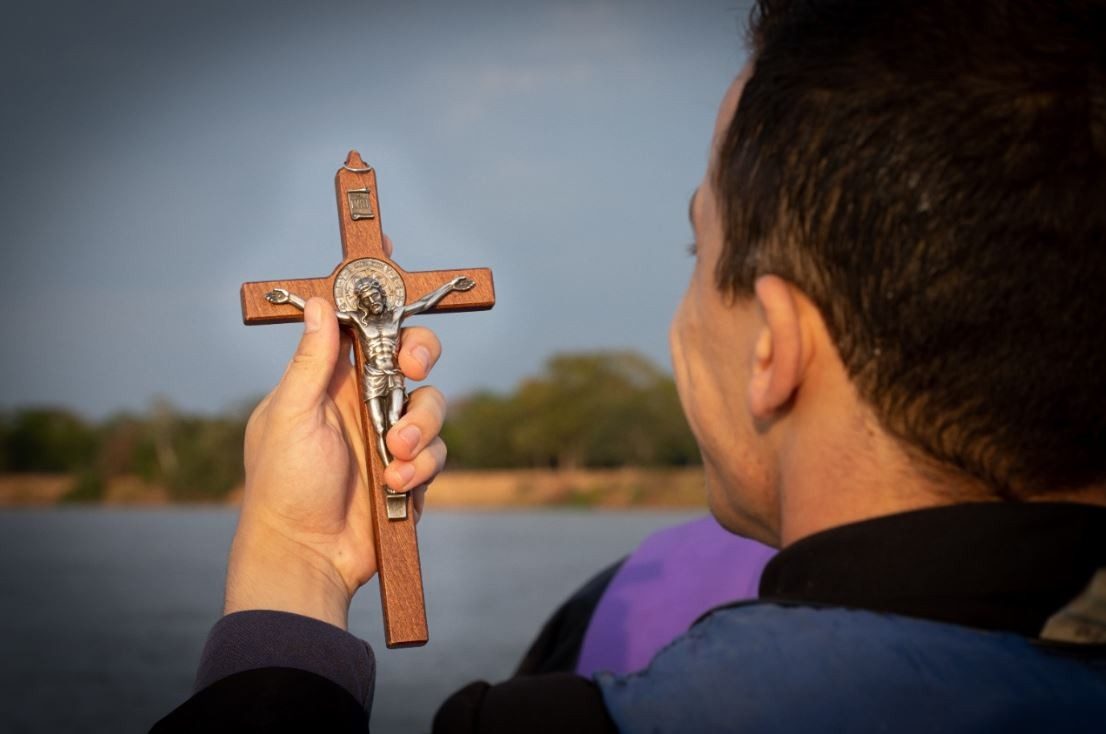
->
[225,524,353,630]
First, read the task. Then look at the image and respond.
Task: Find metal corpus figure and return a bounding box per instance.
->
[265,274,475,496]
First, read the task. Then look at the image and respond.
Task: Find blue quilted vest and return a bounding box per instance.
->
[595,603,1106,733]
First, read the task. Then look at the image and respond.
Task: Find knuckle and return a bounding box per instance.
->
[427,436,448,467]
[410,386,447,418]
[290,351,316,368]
[402,326,443,356]
[245,394,273,432]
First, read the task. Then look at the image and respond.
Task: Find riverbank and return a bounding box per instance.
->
[0,467,707,508]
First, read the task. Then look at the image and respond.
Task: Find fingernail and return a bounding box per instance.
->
[413,345,431,373]
[389,462,415,490]
[399,425,421,452]
[304,301,321,333]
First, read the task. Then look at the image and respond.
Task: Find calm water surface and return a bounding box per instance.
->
[0,507,698,733]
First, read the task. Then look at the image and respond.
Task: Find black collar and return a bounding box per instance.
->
[757,502,1106,637]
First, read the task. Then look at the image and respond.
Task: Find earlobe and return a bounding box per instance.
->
[747,275,805,419]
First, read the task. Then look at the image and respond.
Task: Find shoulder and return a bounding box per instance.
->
[434,673,617,733]
[596,603,1106,734]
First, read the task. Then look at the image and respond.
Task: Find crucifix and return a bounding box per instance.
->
[240,151,495,647]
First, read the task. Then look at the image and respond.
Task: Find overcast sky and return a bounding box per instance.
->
[0,0,750,418]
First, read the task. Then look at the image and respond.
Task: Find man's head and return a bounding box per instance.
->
[672,0,1106,543]
[355,277,386,315]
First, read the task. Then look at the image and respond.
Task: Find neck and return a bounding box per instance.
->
[777,426,968,547]
[760,298,1106,547]
[773,352,981,547]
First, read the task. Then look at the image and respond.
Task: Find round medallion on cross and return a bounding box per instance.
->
[334,258,407,312]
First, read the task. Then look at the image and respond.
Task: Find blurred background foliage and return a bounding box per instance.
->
[0,351,699,502]
[0,398,252,503]
[442,351,699,469]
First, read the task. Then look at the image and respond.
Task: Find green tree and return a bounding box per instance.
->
[133,399,247,501]
[162,414,246,501]
[95,413,160,481]
[4,408,99,473]
[0,412,11,472]
[441,391,523,468]
[444,351,700,469]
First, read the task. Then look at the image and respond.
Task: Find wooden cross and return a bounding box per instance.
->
[240,151,495,647]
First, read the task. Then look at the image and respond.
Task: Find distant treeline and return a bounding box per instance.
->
[0,351,699,501]
[442,352,700,469]
[0,399,249,502]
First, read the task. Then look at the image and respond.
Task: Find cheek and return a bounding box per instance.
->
[670,300,735,466]
[671,287,750,461]
[669,294,701,428]
[668,297,689,379]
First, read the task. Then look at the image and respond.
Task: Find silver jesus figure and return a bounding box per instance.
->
[265,275,475,478]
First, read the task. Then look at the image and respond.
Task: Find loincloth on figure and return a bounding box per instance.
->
[361,363,405,401]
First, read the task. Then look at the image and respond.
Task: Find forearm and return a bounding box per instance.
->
[408,282,456,314]
[225,522,352,629]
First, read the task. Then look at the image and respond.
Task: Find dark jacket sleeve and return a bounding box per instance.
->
[152,666,618,734]
[192,611,376,708]
[150,667,368,733]
[153,557,624,734]
[150,611,375,733]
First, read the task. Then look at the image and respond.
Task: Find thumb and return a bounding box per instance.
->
[272,297,340,416]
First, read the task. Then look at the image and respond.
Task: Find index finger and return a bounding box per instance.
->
[398,326,443,381]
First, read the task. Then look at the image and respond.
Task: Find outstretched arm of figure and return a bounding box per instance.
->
[402,276,476,317]
[265,288,307,311]
[268,288,354,324]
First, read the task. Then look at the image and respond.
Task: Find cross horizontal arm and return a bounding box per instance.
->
[241,276,332,325]
[242,265,495,325]
[401,267,496,313]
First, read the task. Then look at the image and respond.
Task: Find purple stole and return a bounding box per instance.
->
[576,515,776,676]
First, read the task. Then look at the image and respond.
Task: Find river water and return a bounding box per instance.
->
[0,507,699,733]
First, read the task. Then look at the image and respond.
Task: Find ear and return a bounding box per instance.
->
[747,275,806,419]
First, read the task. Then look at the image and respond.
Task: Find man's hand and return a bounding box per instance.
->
[225,289,448,630]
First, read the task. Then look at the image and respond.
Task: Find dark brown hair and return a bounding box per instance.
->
[715,0,1106,497]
